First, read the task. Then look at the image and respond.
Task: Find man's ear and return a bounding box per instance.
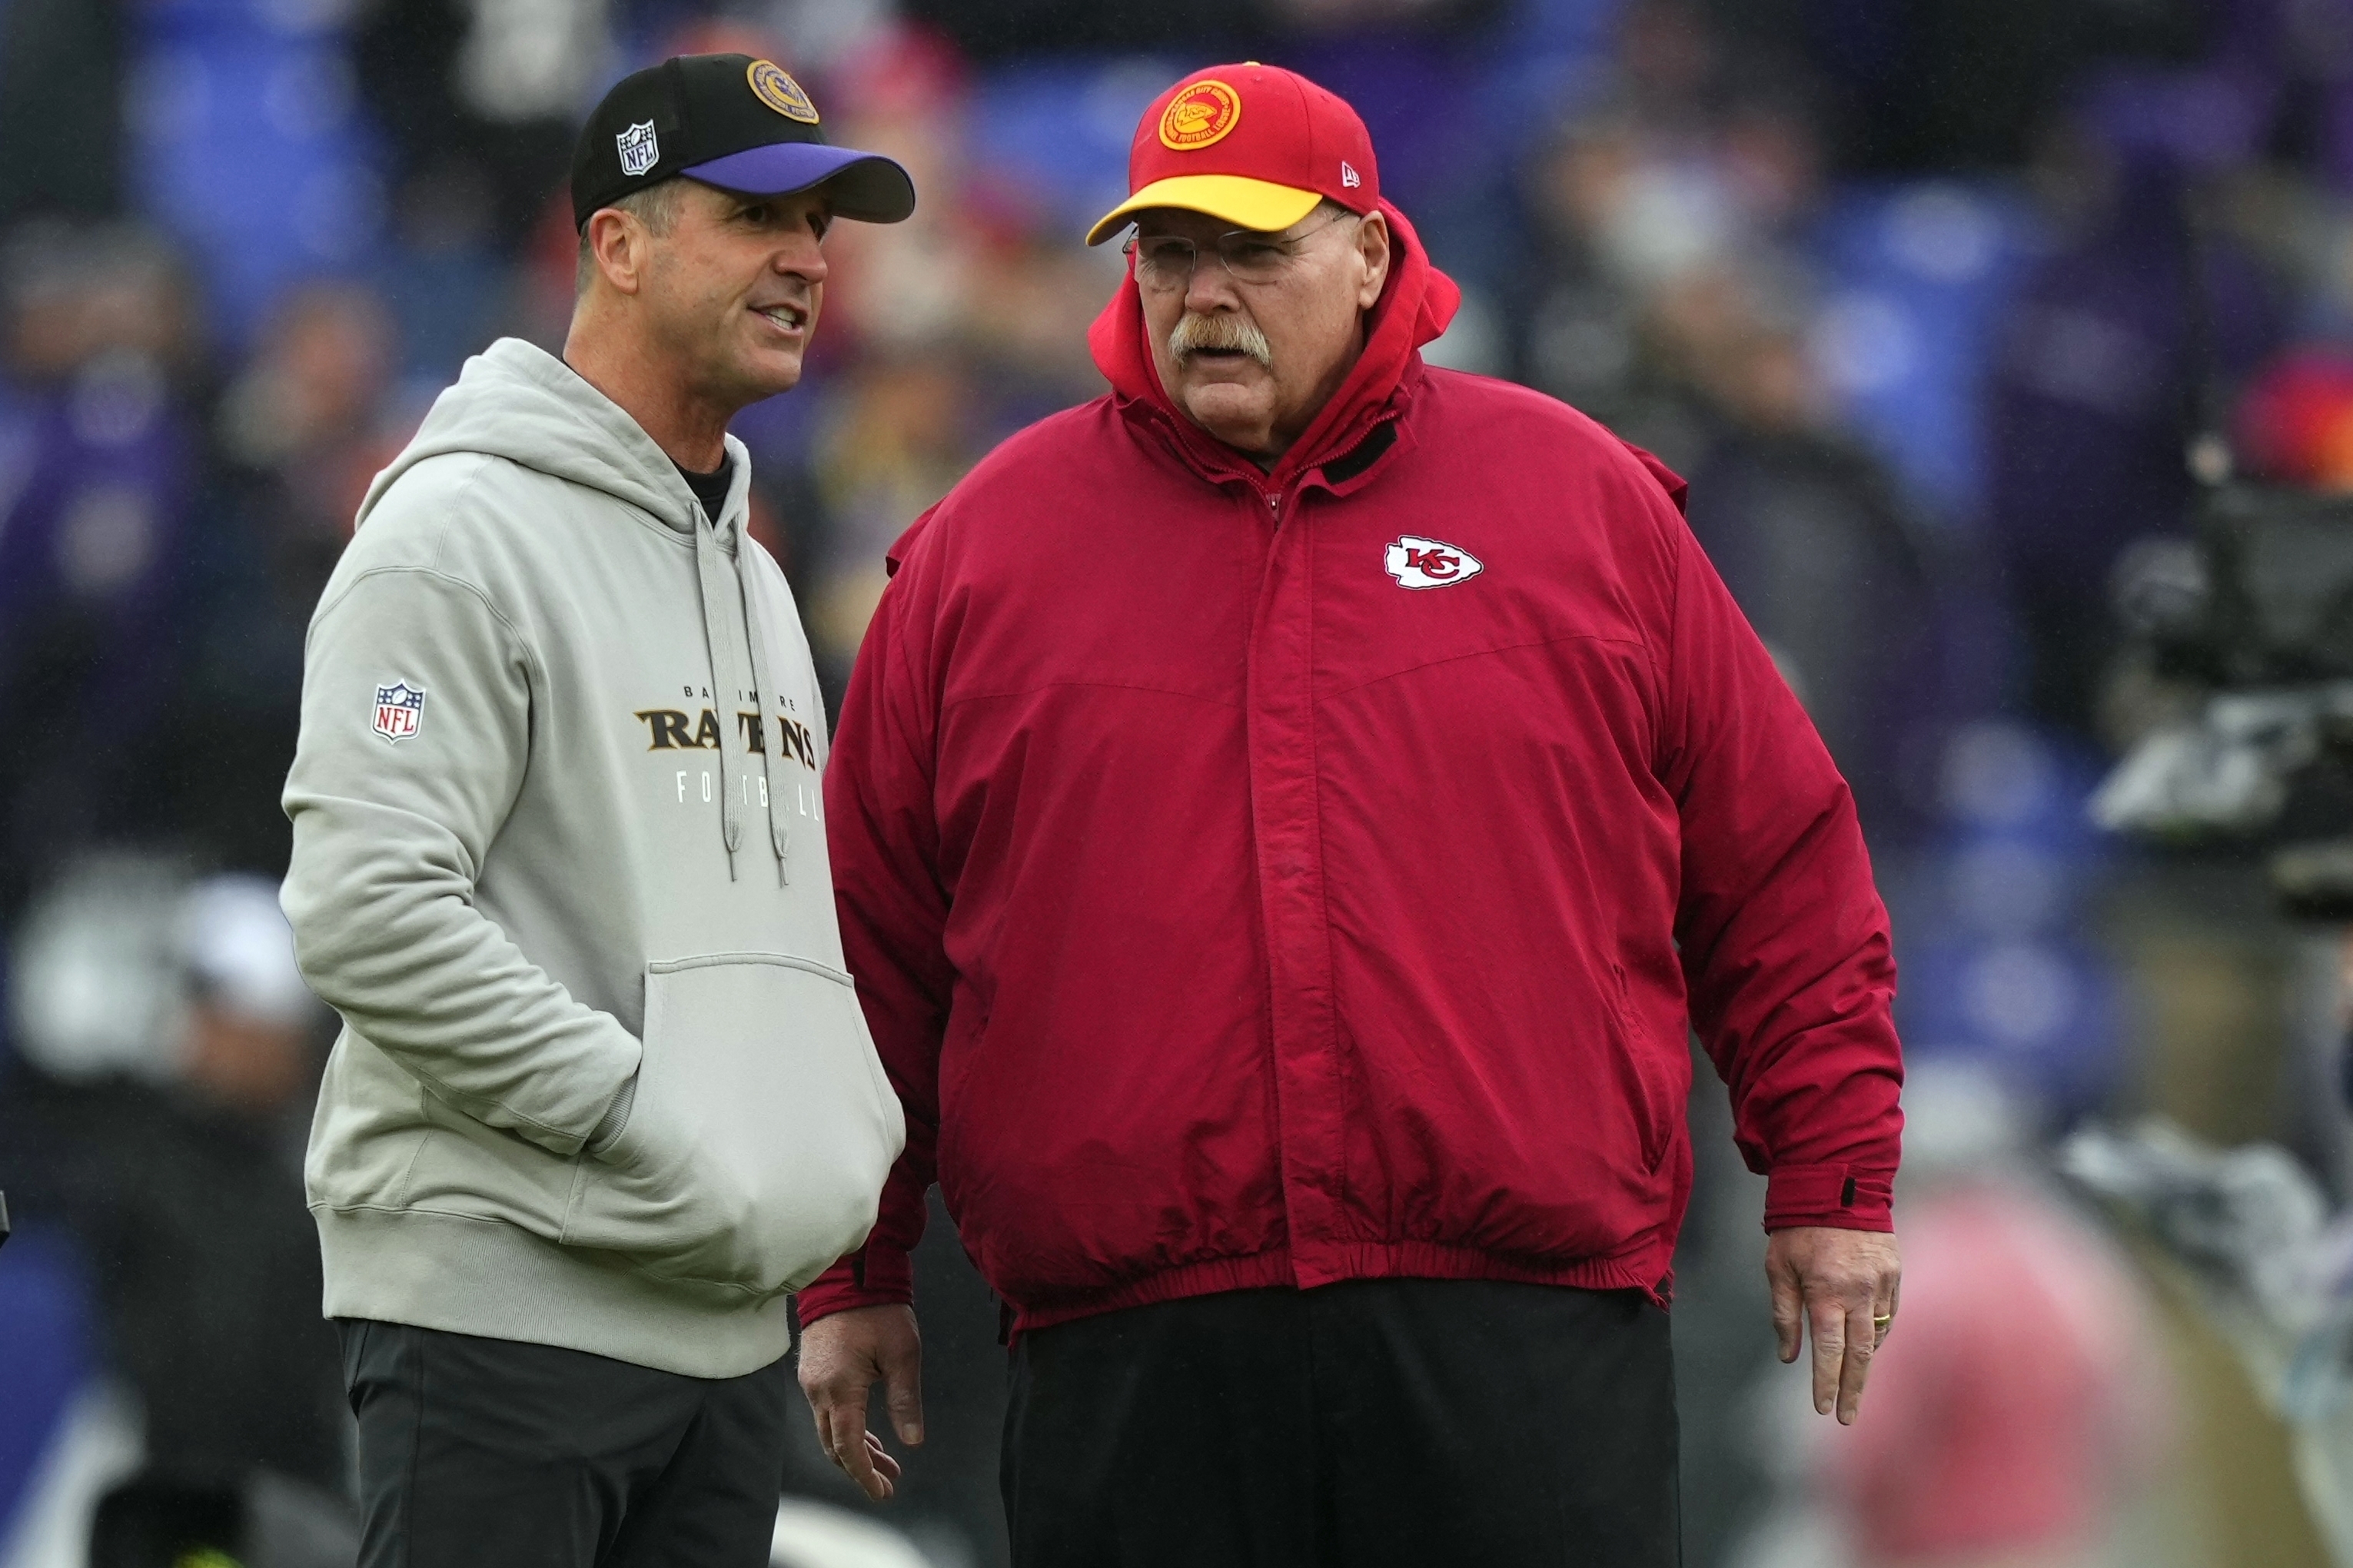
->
[586,208,649,297]
[1354,210,1391,311]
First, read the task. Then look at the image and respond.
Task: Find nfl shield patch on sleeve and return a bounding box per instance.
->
[373,681,425,743]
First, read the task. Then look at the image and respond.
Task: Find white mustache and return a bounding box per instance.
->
[1169,313,1272,367]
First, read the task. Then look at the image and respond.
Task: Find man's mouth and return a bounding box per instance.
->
[1168,312,1273,369]
[753,302,809,332]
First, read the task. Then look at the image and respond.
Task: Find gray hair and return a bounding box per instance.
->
[574,179,686,296]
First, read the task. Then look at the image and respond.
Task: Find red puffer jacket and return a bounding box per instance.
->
[798,204,1902,1335]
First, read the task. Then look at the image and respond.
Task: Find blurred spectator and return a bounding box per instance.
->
[0,224,201,920]
[175,875,336,1118]
[736,28,1122,696]
[167,281,408,877]
[0,862,347,1505]
[355,0,606,254]
[213,281,401,593]
[802,350,989,688]
[1985,106,2282,737]
[1514,75,1968,837]
[1675,334,1953,840]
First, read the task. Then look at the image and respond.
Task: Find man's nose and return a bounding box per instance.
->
[774,234,829,285]
[1181,256,1241,316]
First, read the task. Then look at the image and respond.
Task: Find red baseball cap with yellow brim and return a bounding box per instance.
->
[1085,62,1381,245]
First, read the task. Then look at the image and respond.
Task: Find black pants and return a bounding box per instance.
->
[337,1319,792,1568]
[1002,1279,1680,1568]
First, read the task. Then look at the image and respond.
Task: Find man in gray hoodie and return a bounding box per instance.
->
[280,55,916,1567]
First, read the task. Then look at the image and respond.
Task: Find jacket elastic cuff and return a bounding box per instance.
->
[795,1245,916,1326]
[1761,1162,1895,1232]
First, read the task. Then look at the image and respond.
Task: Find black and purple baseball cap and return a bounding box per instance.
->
[570,54,916,230]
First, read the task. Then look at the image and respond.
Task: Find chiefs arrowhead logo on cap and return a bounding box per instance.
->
[1159,79,1242,151]
[1384,536,1484,589]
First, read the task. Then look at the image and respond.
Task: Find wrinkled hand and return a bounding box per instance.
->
[797,1304,923,1501]
[1766,1225,1901,1425]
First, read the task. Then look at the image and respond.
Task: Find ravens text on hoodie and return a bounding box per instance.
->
[281,337,904,1378]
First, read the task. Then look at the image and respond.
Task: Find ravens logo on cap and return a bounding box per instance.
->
[748,59,819,124]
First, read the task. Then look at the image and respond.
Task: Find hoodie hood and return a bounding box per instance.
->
[359,337,790,884]
[357,337,751,547]
[1086,199,1461,491]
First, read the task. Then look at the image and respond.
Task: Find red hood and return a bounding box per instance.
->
[1087,199,1462,490]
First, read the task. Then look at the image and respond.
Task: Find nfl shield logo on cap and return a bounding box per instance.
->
[616,120,660,178]
[373,681,425,743]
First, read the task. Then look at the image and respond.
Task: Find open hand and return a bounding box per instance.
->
[797,1304,925,1501]
[1766,1225,1900,1425]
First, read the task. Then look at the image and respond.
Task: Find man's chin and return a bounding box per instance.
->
[730,348,807,403]
[1180,384,1275,451]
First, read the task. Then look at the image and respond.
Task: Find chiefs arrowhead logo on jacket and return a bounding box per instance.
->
[1384,535,1483,589]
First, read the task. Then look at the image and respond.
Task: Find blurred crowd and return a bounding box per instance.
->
[12,0,2353,1565]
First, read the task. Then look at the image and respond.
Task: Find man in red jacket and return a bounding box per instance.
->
[798,63,1903,1564]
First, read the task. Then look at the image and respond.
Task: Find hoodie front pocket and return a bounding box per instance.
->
[561,953,906,1294]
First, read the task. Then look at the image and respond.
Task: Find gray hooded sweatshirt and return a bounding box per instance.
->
[282,337,903,1378]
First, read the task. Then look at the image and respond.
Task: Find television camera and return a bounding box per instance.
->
[2093,470,2353,918]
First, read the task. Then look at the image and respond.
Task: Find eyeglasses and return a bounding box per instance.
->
[1122,211,1356,291]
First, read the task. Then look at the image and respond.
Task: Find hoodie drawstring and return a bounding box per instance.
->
[688,506,792,885]
[736,571,792,885]
[690,517,749,878]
